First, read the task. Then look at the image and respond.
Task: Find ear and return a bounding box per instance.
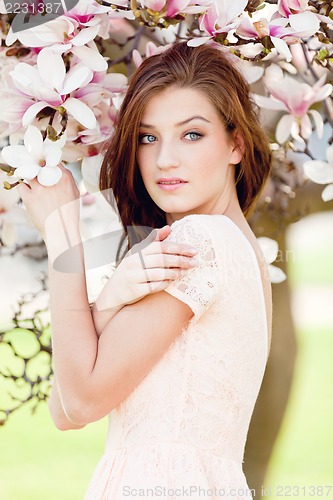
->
[229,130,245,165]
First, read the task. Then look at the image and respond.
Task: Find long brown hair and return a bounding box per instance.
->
[99,41,271,260]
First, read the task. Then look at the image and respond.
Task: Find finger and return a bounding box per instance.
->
[16,179,34,195]
[154,225,171,241]
[138,267,189,283]
[143,240,198,257]
[136,252,198,270]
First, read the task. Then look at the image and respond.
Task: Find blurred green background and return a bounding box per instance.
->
[1,211,333,500]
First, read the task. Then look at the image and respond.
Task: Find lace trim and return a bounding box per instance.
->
[163,215,219,319]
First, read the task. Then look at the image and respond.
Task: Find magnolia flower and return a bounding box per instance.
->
[188,0,247,47]
[0,48,38,138]
[236,11,320,61]
[303,145,333,202]
[1,125,66,186]
[132,42,172,67]
[277,0,308,16]
[6,0,119,67]
[10,48,97,129]
[253,64,332,144]
[275,0,333,25]
[257,237,287,283]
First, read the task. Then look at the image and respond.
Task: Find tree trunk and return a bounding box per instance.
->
[244,182,330,497]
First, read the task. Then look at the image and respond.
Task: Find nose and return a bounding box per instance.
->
[156,140,180,169]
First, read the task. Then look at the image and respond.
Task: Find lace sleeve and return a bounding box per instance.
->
[163,215,219,319]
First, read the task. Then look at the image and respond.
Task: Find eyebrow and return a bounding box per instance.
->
[140,115,211,129]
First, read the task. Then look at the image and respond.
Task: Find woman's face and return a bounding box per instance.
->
[137,86,243,224]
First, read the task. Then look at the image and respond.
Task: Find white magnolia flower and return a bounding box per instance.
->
[1,125,66,186]
[303,144,333,202]
[257,236,287,283]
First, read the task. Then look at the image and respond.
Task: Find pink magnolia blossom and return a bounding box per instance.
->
[188,0,247,47]
[6,15,108,72]
[236,11,320,61]
[9,48,97,129]
[132,42,172,67]
[275,0,333,25]
[277,0,308,17]
[303,145,333,202]
[139,0,211,17]
[0,48,38,138]
[253,64,332,144]
[166,0,212,17]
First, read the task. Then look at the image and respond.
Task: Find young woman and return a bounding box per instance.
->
[17,42,272,499]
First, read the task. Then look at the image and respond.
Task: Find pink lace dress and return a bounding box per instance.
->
[84,214,269,500]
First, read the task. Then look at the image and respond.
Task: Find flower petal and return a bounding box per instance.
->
[276,114,294,144]
[71,25,100,46]
[15,163,41,180]
[289,12,320,37]
[71,45,108,72]
[132,49,143,68]
[257,236,278,264]
[187,36,212,47]
[268,264,287,283]
[37,49,66,94]
[322,183,333,202]
[22,101,50,127]
[37,166,63,186]
[303,160,333,184]
[308,109,324,139]
[24,125,44,160]
[300,113,312,139]
[62,63,93,95]
[44,144,63,167]
[1,145,33,168]
[252,94,287,111]
[326,144,333,166]
[271,36,292,62]
[62,97,97,129]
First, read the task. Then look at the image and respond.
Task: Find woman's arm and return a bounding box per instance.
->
[90,278,124,338]
[46,222,193,426]
[48,375,86,431]
[15,168,197,427]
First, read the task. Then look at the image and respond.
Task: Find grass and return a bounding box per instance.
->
[1,213,333,499]
[0,402,107,500]
[262,215,333,499]
[263,326,333,499]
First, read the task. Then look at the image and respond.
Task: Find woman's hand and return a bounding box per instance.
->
[15,164,80,242]
[93,225,199,318]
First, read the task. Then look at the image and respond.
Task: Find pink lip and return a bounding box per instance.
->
[156,177,187,183]
[156,178,188,192]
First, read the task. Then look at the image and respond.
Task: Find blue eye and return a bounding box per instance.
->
[139,134,156,144]
[185,132,202,141]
